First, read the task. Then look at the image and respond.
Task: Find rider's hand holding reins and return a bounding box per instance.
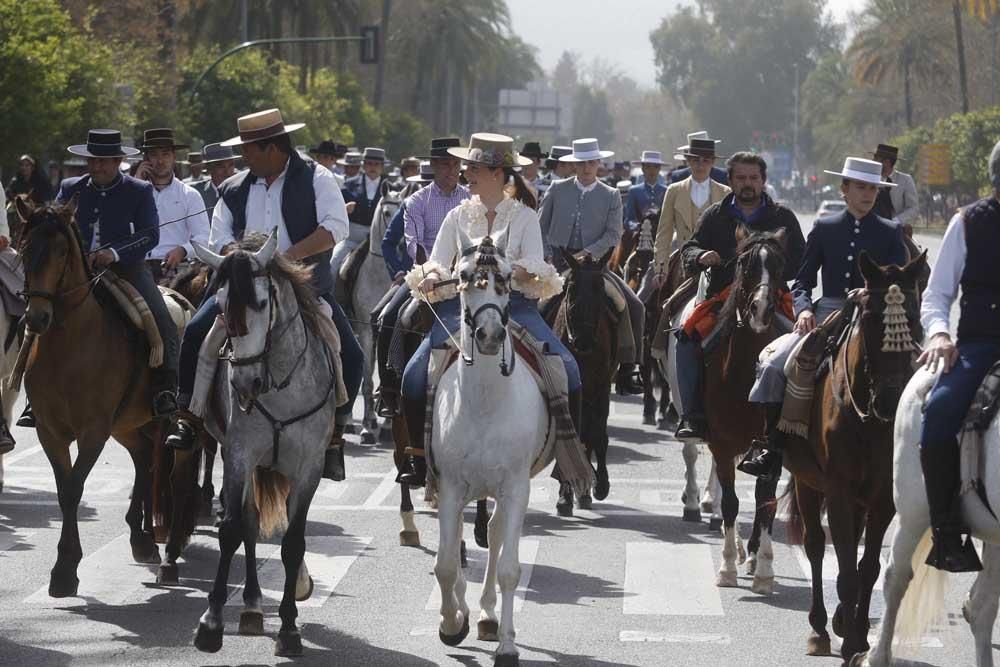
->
[89,249,115,269]
[918,332,958,374]
[418,275,439,294]
[794,310,816,334]
[163,246,186,270]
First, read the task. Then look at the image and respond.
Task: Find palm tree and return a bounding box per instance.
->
[849,0,950,127]
[962,0,1000,105]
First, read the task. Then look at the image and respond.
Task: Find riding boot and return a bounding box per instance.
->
[738,403,785,481]
[615,364,644,395]
[165,411,201,450]
[151,367,179,419]
[921,442,982,572]
[398,394,428,488]
[16,403,35,428]
[323,425,346,482]
[0,416,15,454]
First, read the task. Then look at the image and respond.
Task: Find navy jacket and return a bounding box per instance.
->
[56,174,159,267]
[381,200,413,278]
[670,166,729,186]
[342,174,389,226]
[792,209,907,316]
[624,181,667,230]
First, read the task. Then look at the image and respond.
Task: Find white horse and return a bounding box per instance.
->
[347,186,400,444]
[431,228,553,666]
[0,252,24,492]
[853,366,1000,667]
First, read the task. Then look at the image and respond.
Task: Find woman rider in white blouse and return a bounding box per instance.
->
[397,133,580,487]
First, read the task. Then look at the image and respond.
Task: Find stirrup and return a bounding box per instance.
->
[927,529,983,573]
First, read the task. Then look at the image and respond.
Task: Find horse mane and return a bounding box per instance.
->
[716,231,783,326]
[19,203,93,281]
[169,262,206,293]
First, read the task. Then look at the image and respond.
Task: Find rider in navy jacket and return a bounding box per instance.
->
[381,200,413,279]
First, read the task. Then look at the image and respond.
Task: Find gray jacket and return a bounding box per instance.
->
[538,177,622,259]
[889,170,919,225]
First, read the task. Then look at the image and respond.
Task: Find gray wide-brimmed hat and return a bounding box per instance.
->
[201,142,238,165]
[560,138,614,162]
[337,151,363,167]
[447,133,532,167]
[632,150,666,166]
[406,160,434,184]
[824,157,896,187]
[545,146,572,169]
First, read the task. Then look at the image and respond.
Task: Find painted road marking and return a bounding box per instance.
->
[623,542,723,616]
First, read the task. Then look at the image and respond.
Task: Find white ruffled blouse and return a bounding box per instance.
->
[405,195,563,302]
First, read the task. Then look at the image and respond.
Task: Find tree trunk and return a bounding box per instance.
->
[444,60,454,133]
[156,0,178,115]
[374,0,391,107]
[953,0,970,113]
[904,59,914,128]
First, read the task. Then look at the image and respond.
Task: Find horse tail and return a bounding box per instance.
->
[151,429,173,534]
[894,528,948,645]
[779,476,803,546]
[252,467,290,539]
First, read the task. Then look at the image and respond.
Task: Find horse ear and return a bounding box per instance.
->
[903,249,929,279]
[858,251,883,285]
[772,227,787,249]
[380,180,391,198]
[254,227,279,266]
[58,193,79,223]
[559,247,579,271]
[13,195,33,224]
[734,223,749,245]
[192,240,224,270]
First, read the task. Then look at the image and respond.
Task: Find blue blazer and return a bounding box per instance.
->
[624,181,667,229]
[56,174,159,267]
[381,200,413,278]
[792,209,908,315]
[670,166,728,186]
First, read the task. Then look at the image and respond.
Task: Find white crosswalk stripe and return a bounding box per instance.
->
[623,542,723,615]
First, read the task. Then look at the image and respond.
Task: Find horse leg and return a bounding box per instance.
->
[716,460,740,588]
[478,501,504,642]
[657,369,673,430]
[194,466,244,653]
[750,475,779,595]
[199,433,217,517]
[475,498,490,549]
[496,480,530,664]
[358,325,378,445]
[39,429,91,597]
[118,430,160,565]
[394,414,420,546]
[435,486,470,645]
[855,514,926,667]
[238,501,265,636]
[275,500,311,657]
[797,482,831,656]
[963,542,1000,667]
[845,499,893,659]
[592,403,610,501]
[828,497,861,657]
[704,459,722,529]
[681,441,701,522]
[642,362,656,425]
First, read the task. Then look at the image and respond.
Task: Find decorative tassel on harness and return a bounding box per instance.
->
[881,284,914,353]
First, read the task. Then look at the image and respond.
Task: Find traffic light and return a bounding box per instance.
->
[360,25,379,64]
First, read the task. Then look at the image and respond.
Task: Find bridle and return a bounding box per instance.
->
[727,238,785,329]
[455,241,515,376]
[564,263,605,354]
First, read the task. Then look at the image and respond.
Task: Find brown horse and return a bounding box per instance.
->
[15,198,167,596]
[701,229,790,594]
[549,248,618,516]
[785,251,927,662]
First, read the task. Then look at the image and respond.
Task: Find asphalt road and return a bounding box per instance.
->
[0,214,980,667]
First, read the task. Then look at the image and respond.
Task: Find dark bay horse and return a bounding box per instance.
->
[548,248,618,516]
[785,251,927,662]
[15,198,166,595]
[701,229,790,595]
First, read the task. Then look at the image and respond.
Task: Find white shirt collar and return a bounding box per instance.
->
[690,177,710,207]
[365,175,381,199]
[575,178,598,194]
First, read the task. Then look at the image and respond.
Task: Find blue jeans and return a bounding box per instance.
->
[921,339,1000,447]
[675,335,703,420]
[401,293,581,401]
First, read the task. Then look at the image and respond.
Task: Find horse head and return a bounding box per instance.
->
[561,247,613,355]
[456,225,512,360]
[725,227,788,334]
[376,184,403,228]
[856,249,928,416]
[15,196,88,334]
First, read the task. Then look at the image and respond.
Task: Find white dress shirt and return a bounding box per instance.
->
[148,177,210,260]
[920,210,965,339]
[364,175,380,200]
[209,160,349,253]
[690,177,710,209]
[575,178,599,195]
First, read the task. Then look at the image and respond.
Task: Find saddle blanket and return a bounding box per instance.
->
[422,320,593,496]
[682,285,793,341]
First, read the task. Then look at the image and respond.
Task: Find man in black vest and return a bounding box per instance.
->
[915,140,1000,573]
[166,108,363,482]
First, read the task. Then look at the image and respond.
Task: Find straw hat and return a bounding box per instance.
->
[220,108,305,147]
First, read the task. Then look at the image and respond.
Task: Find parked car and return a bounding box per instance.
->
[816,199,847,218]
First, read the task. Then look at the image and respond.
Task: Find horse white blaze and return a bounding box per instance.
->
[749,247,770,334]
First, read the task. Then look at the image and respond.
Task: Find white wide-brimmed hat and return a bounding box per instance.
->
[824,157,896,187]
[447,133,532,167]
[560,138,614,162]
[221,108,305,147]
[632,150,666,166]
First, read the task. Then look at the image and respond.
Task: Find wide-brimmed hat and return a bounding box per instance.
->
[337,150,363,167]
[201,142,238,165]
[872,143,902,163]
[824,157,896,187]
[418,137,462,160]
[632,150,666,166]
[519,141,548,160]
[682,138,726,160]
[361,147,388,163]
[221,108,305,147]
[140,128,189,151]
[447,133,532,167]
[18,154,35,165]
[68,129,140,158]
[561,138,614,162]
[545,145,571,169]
[676,130,721,152]
[309,140,347,156]
[400,156,421,168]
[178,151,202,166]
[406,160,434,183]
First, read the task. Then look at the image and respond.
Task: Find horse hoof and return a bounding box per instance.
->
[642,414,656,426]
[460,541,468,568]
[715,570,738,588]
[360,431,376,445]
[48,572,79,598]
[157,562,179,585]
[439,616,470,647]
[478,619,499,641]
[806,631,831,656]
[682,508,701,523]
[239,610,265,635]
[494,654,519,667]
[848,650,870,667]
[556,502,573,517]
[832,604,846,638]
[701,499,714,514]
[577,494,593,510]
[399,530,421,547]
[708,517,723,533]
[594,471,610,501]
[193,622,223,653]
[295,575,314,602]
[274,629,303,657]
[131,536,161,564]
[751,576,773,595]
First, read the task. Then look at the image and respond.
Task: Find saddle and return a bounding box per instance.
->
[98,273,194,367]
[334,237,371,312]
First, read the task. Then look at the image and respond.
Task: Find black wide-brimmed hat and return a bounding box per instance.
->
[519,141,548,160]
[419,137,462,160]
[682,137,727,160]
[139,128,189,151]
[872,143,903,163]
[310,140,348,156]
[67,129,140,158]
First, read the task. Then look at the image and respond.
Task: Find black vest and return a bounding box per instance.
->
[958,197,1000,341]
[219,152,333,296]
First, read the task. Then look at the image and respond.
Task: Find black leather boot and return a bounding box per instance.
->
[921,442,982,572]
[0,417,15,454]
[398,395,427,488]
[738,403,785,481]
[16,403,34,428]
[615,364,644,395]
[323,425,346,482]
